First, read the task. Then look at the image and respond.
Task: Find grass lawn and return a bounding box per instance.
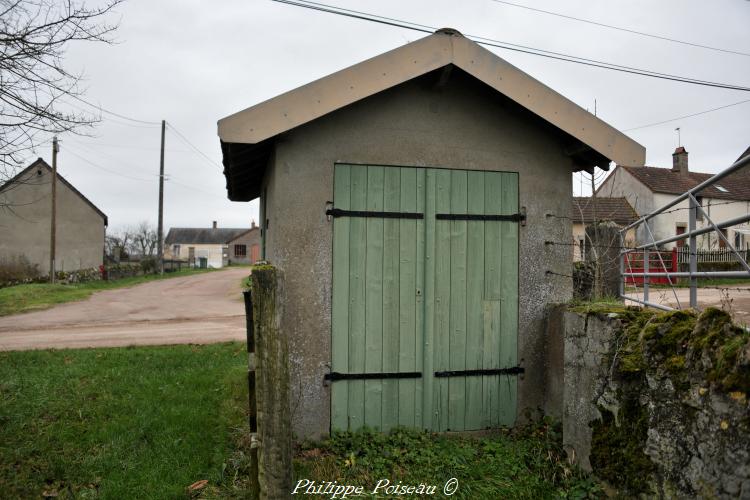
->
[0,342,250,499]
[0,268,216,317]
[1,341,601,499]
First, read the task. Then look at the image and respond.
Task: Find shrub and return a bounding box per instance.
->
[0,255,42,287]
[139,257,158,274]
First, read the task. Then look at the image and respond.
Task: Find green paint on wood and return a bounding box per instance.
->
[331,165,518,432]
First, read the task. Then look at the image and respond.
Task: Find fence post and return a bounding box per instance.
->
[689,197,698,308]
[250,265,292,499]
[586,221,621,299]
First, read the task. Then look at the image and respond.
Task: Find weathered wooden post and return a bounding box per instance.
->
[585,221,622,299]
[250,264,292,499]
[243,288,259,499]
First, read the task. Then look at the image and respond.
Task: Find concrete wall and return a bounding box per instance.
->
[262,70,578,439]
[552,306,750,498]
[0,165,105,273]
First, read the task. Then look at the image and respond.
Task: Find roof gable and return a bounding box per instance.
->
[218,30,645,169]
[572,196,638,225]
[0,158,108,225]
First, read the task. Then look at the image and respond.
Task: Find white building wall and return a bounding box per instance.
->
[597,167,655,245]
[651,194,750,250]
[165,243,227,268]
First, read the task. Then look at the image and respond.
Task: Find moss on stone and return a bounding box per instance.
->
[590,394,655,496]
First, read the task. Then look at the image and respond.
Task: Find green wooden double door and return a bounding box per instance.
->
[331,164,519,432]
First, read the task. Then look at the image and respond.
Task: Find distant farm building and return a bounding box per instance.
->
[164,221,260,268]
[0,158,107,274]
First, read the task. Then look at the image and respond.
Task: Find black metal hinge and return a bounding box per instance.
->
[435,213,526,222]
[326,208,424,219]
[324,371,422,381]
[434,367,524,378]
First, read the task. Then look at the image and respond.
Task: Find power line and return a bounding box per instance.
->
[64,147,155,182]
[623,99,750,132]
[490,0,750,57]
[67,94,162,126]
[165,122,222,169]
[270,0,750,92]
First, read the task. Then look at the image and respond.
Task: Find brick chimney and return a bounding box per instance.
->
[672,147,689,175]
[212,220,217,229]
[251,219,256,229]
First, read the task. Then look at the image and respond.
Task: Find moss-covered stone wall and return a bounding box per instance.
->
[557,304,750,498]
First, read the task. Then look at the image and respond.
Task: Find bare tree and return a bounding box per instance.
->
[0,0,122,180]
[132,221,157,257]
[105,225,132,260]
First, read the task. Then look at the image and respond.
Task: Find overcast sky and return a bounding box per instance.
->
[21,0,750,233]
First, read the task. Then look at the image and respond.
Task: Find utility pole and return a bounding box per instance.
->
[157,120,165,275]
[49,136,59,283]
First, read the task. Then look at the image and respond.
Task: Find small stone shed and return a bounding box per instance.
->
[217,29,645,439]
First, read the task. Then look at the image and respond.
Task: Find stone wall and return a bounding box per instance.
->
[549,304,750,498]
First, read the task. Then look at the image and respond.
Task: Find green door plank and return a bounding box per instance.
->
[397,168,417,428]
[421,169,436,431]
[448,170,467,431]
[331,165,351,431]
[382,167,401,431]
[347,165,368,430]
[464,171,485,430]
[414,168,426,427]
[499,172,519,426]
[483,172,503,428]
[364,166,385,430]
[433,169,452,431]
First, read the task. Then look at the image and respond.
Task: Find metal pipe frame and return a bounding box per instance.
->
[622,296,675,311]
[625,212,750,251]
[617,155,750,312]
[622,271,750,279]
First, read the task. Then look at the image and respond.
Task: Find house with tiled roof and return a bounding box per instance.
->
[571,196,638,260]
[164,220,260,268]
[596,146,750,250]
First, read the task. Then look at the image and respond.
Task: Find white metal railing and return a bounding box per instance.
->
[619,153,750,310]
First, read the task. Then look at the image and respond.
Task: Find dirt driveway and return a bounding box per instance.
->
[0,267,250,351]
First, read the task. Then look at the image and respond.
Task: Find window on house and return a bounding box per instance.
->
[234,244,247,257]
[578,239,585,260]
[719,229,728,248]
[172,244,180,256]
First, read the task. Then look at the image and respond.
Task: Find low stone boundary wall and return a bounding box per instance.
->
[547,304,750,498]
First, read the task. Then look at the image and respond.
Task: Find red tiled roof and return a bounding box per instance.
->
[620,165,750,201]
[571,197,638,225]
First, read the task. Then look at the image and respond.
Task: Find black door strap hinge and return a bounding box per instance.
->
[435,213,526,222]
[434,367,524,377]
[324,371,423,381]
[326,208,424,219]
